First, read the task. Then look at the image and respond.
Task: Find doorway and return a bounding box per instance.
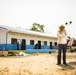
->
[54,42,57,46]
[38,41,41,49]
[21,39,26,50]
[50,42,52,49]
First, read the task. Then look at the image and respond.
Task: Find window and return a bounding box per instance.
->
[54,42,57,46]
[11,38,17,44]
[30,40,34,45]
[44,41,47,46]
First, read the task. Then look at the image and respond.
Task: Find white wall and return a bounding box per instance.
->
[8,32,58,46]
[0,29,6,44]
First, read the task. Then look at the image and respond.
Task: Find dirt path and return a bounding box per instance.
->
[0,52,76,75]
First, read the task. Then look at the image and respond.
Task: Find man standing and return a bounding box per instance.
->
[57,25,68,65]
[17,42,19,50]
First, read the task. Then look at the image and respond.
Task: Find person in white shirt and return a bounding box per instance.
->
[57,25,68,65]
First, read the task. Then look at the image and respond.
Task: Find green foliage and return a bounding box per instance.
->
[30,23,45,32]
[8,50,26,56]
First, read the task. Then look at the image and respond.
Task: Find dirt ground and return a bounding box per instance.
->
[0,52,76,75]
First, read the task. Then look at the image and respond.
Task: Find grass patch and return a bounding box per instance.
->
[8,50,26,53]
[7,50,57,56]
[8,50,26,56]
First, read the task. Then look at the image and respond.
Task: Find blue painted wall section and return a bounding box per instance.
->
[0,44,6,50]
[26,45,34,49]
[41,46,50,49]
[7,44,18,50]
[0,44,21,50]
[55,46,58,49]
[0,44,58,50]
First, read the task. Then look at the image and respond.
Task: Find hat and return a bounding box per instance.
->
[59,25,65,28]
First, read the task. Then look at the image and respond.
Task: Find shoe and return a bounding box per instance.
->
[63,63,68,65]
[56,63,61,65]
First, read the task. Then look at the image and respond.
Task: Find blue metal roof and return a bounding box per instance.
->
[0,26,8,30]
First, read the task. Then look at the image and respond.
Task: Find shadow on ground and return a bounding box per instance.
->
[60,61,76,70]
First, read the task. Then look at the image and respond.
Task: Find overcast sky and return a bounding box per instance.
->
[0,0,76,38]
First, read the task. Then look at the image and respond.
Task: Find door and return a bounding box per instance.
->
[38,41,41,49]
[54,42,57,46]
[21,39,26,50]
[50,42,52,49]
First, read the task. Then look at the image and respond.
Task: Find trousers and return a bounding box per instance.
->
[57,44,67,64]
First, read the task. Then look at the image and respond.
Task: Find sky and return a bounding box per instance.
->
[0,0,76,38]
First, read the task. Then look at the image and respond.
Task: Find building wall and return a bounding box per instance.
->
[0,31,58,50]
[8,32,57,45]
[0,29,6,44]
[6,32,58,50]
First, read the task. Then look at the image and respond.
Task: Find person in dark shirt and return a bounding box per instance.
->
[17,42,19,50]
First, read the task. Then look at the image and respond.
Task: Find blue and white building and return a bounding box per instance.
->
[0,25,58,51]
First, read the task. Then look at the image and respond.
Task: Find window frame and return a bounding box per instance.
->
[11,38,17,44]
[44,41,47,46]
[30,40,34,45]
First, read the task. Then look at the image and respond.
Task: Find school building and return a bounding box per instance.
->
[0,25,58,51]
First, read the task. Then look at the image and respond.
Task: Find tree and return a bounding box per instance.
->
[30,23,45,32]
